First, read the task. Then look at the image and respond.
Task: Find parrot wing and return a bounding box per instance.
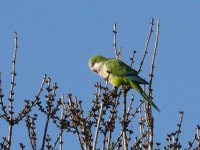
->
[104,59,148,84]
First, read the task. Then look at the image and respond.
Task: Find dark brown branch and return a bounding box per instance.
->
[186,125,200,149]
[174,111,184,147]
[131,131,148,149]
[61,94,84,150]
[19,143,25,150]
[129,100,144,121]
[111,95,141,150]
[130,50,137,67]
[40,77,52,150]
[25,115,37,150]
[52,95,65,150]
[0,137,8,150]
[14,74,47,124]
[0,72,9,120]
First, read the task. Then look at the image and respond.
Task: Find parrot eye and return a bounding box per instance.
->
[92,62,95,67]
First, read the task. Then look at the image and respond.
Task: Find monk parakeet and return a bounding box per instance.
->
[88,55,160,112]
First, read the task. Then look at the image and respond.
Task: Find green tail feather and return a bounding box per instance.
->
[129,80,160,112]
[141,91,160,112]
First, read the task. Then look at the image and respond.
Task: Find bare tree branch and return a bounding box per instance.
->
[138,18,154,74]
[7,31,18,149]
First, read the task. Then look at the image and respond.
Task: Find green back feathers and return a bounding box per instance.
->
[105,59,148,84]
[105,59,137,76]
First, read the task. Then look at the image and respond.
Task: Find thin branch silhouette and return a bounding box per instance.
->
[138,18,154,74]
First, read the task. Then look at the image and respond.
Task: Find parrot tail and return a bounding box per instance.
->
[129,80,160,112]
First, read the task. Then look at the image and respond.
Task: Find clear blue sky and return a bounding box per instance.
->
[0,1,200,149]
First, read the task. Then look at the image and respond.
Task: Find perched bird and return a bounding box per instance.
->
[88,55,160,112]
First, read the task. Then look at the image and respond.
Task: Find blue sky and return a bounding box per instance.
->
[0,1,200,149]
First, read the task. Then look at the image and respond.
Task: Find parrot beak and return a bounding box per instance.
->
[90,67,98,73]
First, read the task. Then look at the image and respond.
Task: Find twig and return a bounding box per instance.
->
[45,134,52,150]
[23,75,47,150]
[111,99,143,150]
[106,131,112,150]
[113,22,117,57]
[52,94,64,150]
[106,95,120,150]
[197,125,200,147]
[187,136,196,150]
[149,19,160,98]
[0,137,8,150]
[106,91,121,150]
[187,125,200,149]
[92,101,104,150]
[130,50,137,67]
[59,94,64,150]
[164,111,184,149]
[61,95,84,150]
[41,111,50,150]
[26,115,37,150]
[138,18,154,74]
[41,78,51,150]
[19,143,25,150]
[52,130,63,150]
[129,100,144,121]
[174,111,184,147]
[111,98,142,150]
[113,22,121,59]
[132,131,148,149]
[122,87,128,150]
[0,72,8,120]
[14,74,47,124]
[146,19,160,150]
[138,107,144,149]
[7,31,18,149]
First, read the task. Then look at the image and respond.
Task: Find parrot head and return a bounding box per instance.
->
[88,55,107,73]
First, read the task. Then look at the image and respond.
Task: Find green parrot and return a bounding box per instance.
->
[88,55,160,112]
